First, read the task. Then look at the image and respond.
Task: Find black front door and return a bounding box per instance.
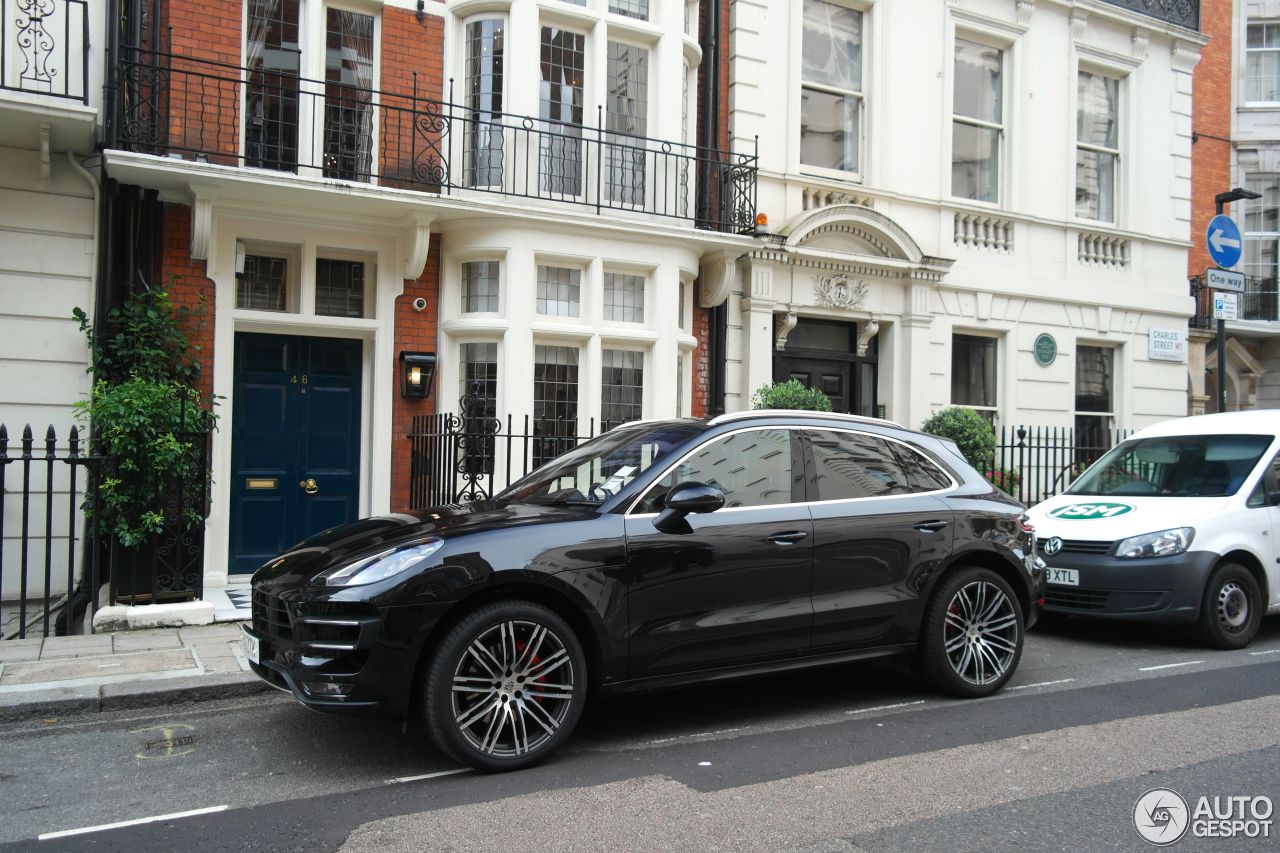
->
[775,318,877,417]
[624,428,813,678]
[229,333,363,573]
[781,357,852,413]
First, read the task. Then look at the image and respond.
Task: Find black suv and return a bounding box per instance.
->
[245,411,1042,771]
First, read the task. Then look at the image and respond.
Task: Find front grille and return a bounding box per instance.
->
[1039,539,1113,556]
[1045,587,1110,610]
[253,589,293,641]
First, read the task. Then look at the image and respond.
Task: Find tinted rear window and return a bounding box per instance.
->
[807,430,909,500]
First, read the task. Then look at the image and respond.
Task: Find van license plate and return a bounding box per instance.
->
[241,626,260,665]
[1046,567,1079,587]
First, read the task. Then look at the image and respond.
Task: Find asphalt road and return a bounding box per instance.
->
[1,617,1278,852]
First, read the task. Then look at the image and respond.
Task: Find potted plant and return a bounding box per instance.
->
[751,379,834,412]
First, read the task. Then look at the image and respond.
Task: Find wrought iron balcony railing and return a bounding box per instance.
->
[1099,0,1199,30]
[1191,274,1280,328]
[1,0,90,103]
[114,50,758,234]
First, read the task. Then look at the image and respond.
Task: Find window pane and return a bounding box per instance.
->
[1246,50,1280,101]
[315,258,365,317]
[1243,178,1280,233]
[788,319,851,351]
[460,342,498,474]
[1075,345,1113,413]
[951,122,1000,202]
[891,443,954,492]
[602,349,644,430]
[609,0,649,20]
[245,0,300,171]
[462,261,500,313]
[676,353,685,418]
[604,272,645,322]
[951,334,997,408]
[802,0,862,92]
[1076,72,1119,149]
[536,265,581,317]
[323,9,375,181]
[801,88,860,172]
[464,18,505,187]
[808,430,909,500]
[540,27,585,195]
[643,429,794,511]
[237,254,288,311]
[953,38,1002,123]
[533,345,579,467]
[606,42,649,205]
[1075,148,1116,221]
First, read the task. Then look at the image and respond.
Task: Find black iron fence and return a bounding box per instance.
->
[114,49,758,234]
[1191,274,1279,328]
[1,410,212,640]
[1,0,90,103]
[990,424,1133,507]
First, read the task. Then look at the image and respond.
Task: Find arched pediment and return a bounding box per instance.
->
[780,204,925,263]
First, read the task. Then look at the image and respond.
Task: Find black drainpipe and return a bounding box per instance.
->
[700,0,727,415]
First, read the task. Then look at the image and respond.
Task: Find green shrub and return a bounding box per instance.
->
[920,406,996,468]
[751,379,833,412]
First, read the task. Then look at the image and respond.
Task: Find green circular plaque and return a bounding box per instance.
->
[1033,333,1057,367]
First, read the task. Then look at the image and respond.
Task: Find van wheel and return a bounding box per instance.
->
[424,600,587,772]
[917,566,1024,698]
[1195,563,1262,650]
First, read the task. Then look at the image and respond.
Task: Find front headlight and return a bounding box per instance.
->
[323,539,444,587]
[1114,527,1194,559]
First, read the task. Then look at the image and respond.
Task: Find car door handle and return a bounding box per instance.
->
[767,531,808,545]
[914,520,949,533]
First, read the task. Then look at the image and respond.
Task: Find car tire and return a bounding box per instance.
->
[917,566,1024,698]
[1195,563,1262,650]
[424,600,587,772]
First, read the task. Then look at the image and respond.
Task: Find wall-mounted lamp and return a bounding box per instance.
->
[400,351,437,399]
[416,1,425,22]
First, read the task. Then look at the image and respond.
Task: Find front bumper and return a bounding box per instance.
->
[1039,548,1218,623]
[243,588,450,718]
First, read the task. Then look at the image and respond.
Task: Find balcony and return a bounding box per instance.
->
[113,51,758,234]
[0,0,95,153]
[1099,0,1199,30]
[1191,274,1280,329]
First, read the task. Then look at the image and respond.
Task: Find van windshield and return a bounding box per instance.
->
[1068,434,1272,497]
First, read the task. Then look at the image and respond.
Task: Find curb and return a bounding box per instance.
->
[0,671,273,721]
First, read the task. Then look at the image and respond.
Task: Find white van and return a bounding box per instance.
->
[1025,410,1280,649]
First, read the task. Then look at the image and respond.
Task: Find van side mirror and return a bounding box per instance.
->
[654,482,724,534]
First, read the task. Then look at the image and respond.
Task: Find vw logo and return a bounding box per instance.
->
[1043,537,1063,557]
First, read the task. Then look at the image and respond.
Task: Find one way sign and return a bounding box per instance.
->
[1206,214,1243,269]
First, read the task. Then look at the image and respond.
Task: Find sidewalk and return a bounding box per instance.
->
[0,622,272,720]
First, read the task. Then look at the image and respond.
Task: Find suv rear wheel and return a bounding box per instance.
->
[918,566,1024,698]
[424,600,587,772]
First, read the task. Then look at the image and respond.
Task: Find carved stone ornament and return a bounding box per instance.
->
[813,274,868,311]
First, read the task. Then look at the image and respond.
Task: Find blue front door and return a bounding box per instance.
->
[229,333,363,573]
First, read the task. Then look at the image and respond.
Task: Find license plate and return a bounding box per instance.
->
[1046,567,1080,587]
[241,626,260,665]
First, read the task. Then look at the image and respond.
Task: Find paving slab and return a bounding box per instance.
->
[0,648,197,686]
[112,629,183,652]
[35,635,114,660]
[0,642,43,663]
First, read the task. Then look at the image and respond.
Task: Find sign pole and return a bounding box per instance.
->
[1215,197,1227,413]
[1209,188,1261,413]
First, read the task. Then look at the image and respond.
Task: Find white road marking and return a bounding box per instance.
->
[1009,678,1076,690]
[845,700,926,715]
[385,768,470,785]
[39,805,228,840]
[1249,649,1280,656]
[648,727,748,745]
[1138,660,1204,672]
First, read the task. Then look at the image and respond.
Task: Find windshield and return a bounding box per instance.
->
[497,422,703,507]
[1068,433,1272,497]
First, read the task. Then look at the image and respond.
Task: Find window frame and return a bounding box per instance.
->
[1246,20,1280,104]
[799,427,958,504]
[950,332,999,424]
[313,248,376,319]
[1074,67,1123,224]
[234,240,302,315]
[1242,176,1280,290]
[798,0,867,181]
[1073,342,1118,462]
[950,34,1006,206]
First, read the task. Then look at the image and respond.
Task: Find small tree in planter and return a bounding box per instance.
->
[752,379,833,412]
[74,286,214,603]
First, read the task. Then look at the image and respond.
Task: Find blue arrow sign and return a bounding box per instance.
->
[1206,214,1243,269]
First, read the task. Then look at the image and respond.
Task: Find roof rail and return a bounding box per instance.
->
[707,409,904,428]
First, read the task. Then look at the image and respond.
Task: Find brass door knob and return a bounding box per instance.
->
[300,478,319,494]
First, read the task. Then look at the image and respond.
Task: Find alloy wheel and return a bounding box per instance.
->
[450,619,576,758]
[943,580,1020,686]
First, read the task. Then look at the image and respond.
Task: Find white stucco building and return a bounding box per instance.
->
[714,0,1206,442]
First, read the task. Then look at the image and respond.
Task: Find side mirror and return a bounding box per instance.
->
[654,482,724,534]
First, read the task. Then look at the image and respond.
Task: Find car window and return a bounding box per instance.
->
[807,429,910,500]
[635,428,794,512]
[890,442,954,492]
[1247,450,1280,508]
[1069,433,1272,497]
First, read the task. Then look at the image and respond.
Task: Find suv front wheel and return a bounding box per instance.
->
[424,600,587,772]
[917,566,1024,698]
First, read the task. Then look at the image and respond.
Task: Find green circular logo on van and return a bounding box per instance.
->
[1047,502,1134,520]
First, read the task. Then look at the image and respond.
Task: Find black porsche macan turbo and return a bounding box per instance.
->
[245,410,1043,771]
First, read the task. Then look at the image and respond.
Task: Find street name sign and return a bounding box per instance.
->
[1206,267,1245,293]
[1148,328,1186,362]
[1213,292,1239,321]
[1206,214,1243,269]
